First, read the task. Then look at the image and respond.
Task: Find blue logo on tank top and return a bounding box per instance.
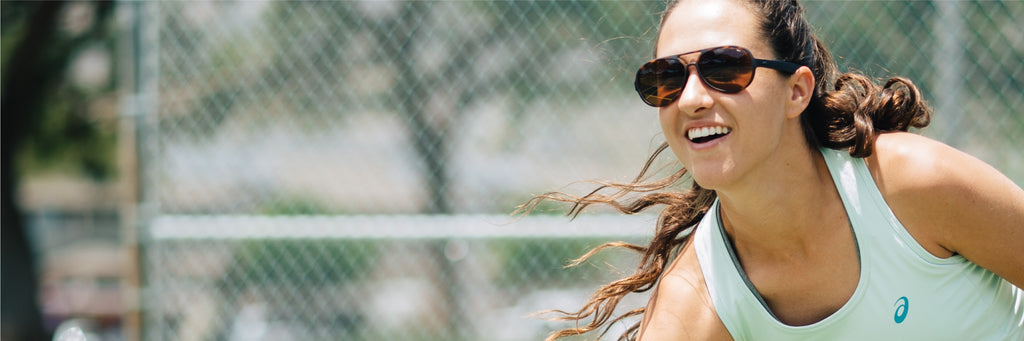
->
[893,296,909,323]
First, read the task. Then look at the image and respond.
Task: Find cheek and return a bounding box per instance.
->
[658,109,682,144]
[658,109,692,162]
[737,83,790,129]
[657,109,674,131]
[733,99,791,152]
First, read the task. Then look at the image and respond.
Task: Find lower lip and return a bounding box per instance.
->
[687,133,729,151]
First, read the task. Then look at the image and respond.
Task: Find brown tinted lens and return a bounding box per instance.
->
[635,58,687,107]
[698,47,754,93]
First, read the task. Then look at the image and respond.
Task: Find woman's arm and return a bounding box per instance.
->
[637,241,732,340]
[870,132,1024,287]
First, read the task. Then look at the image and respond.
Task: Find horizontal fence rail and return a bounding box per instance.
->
[150,215,655,240]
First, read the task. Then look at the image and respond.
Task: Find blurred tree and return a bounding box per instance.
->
[1,1,116,339]
[149,2,659,338]
[152,0,658,214]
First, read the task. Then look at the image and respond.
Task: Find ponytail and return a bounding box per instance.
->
[811,74,932,157]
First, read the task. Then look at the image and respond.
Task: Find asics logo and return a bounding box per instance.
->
[893,296,909,324]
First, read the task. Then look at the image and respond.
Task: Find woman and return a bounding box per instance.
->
[527,0,1024,340]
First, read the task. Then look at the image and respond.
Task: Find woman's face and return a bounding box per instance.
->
[656,0,803,190]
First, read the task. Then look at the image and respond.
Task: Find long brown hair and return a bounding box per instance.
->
[520,0,932,340]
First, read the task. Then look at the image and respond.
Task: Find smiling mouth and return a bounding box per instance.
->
[687,126,732,144]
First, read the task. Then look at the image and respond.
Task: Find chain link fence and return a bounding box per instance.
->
[125,1,1023,340]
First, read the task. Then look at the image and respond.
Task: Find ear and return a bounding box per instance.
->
[785,66,815,119]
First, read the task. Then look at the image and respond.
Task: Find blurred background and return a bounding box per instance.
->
[2,1,1021,340]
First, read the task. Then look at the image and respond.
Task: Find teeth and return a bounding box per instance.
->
[688,126,731,141]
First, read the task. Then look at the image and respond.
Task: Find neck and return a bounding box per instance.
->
[715,143,844,261]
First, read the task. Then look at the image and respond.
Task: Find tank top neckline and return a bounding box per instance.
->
[708,147,868,330]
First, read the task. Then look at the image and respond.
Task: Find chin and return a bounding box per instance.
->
[688,155,743,189]
[688,169,727,191]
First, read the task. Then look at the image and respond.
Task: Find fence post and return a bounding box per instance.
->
[934,0,965,145]
[119,1,159,339]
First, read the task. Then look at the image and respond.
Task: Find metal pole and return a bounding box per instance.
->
[935,0,965,146]
[118,1,159,339]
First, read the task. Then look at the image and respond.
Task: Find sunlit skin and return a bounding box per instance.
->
[637,0,1024,340]
[656,1,810,194]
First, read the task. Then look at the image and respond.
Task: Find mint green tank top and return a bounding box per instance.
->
[693,147,1024,340]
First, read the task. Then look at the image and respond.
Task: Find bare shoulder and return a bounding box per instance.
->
[869,132,1022,194]
[867,132,1024,286]
[867,132,989,191]
[637,239,732,341]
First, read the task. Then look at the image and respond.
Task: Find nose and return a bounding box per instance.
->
[674,64,714,116]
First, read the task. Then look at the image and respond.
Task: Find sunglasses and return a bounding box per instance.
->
[634,46,802,107]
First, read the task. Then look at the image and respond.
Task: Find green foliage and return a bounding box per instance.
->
[1,5,30,69]
[2,1,118,180]
[259,196,330,215]
[223,239,378,286]
[493,238,632,288]
[16,85,118,179]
